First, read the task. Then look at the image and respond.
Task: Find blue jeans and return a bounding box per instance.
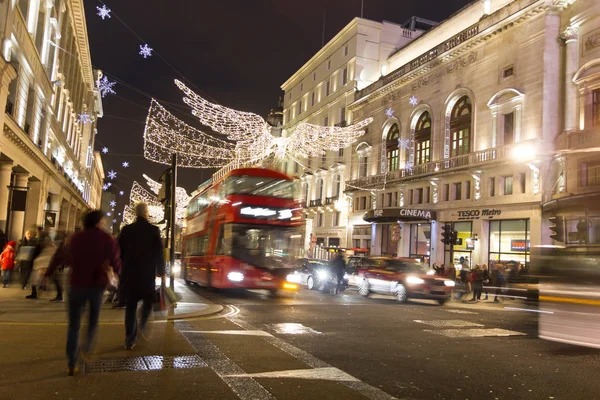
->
[67,286,104,368]
[125,290,154,347]
[3,269,11,286]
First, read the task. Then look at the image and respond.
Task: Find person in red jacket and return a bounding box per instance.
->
[45,210,121,376]
[1,241,16,287]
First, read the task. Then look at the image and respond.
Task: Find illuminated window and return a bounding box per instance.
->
[450,96,472,157]
[386,124,400,172]
[580,162,600,187]
[414,112,431,165]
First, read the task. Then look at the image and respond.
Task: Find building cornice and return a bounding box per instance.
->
[349,0,549,112]
[68,0,94,88]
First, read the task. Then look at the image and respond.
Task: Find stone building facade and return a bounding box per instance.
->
[0,0,102,240]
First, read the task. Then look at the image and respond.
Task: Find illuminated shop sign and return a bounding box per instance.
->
[510,240,530,252]
[365,208,435,222]
[240,206,293,220]
[455,209,502,220]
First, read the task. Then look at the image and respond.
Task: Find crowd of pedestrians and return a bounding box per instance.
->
[0,202,165,376]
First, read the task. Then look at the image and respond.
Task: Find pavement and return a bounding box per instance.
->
[2,281,600,400]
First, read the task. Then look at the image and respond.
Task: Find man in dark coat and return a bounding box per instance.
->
[118,202,165,350]
[19,229,40,291]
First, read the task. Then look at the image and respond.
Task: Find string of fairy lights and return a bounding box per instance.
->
[90,1,419,228]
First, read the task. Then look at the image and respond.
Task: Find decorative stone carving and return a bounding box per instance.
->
[583,28,600,56]
[560,25,579,43]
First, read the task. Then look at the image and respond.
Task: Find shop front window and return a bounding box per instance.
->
[488,219,530,267]
[410,223,431,266]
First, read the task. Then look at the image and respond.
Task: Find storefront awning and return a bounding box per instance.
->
[363,208,436,223]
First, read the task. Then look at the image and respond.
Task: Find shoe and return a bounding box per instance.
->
[67,367,78,376]
[25,294,37,299]
[484,296,488,300]
[113,304,126,309]
[125,343,135,350]
[140,327,151,341]
[49,297,64,303]
[2,284,6,288]
[494,299,500,303]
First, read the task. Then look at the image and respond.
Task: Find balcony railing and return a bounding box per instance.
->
[325,195,339,205]
[309,199,322,207]
[346,143,519,190]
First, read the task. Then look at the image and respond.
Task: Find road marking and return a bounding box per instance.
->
[445,309,478,315]
[226,367,360,382]
[176,321,277,400]
[539,295,600,306]
[424,328,527,338]
[267,323,322,334]
[414,319,484,327]
[180,329,274,337]
[231,317,402,400]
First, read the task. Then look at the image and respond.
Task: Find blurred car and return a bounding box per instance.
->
[358,257,454,305]
[286,258,348,290]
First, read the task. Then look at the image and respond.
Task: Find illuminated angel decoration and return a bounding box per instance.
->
[143,80,373,168]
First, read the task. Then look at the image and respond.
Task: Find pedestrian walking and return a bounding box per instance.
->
[45,210,121,376]
[470,265,482,302]
[1,241,16,287]
[16,229,40,290]
[27,233,55,299]
[118,203,165,350]
[494,265,506,302]
[480,264,490,300]
[45,231,70,302]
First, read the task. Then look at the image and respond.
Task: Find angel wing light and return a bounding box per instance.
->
[142,80,373,168]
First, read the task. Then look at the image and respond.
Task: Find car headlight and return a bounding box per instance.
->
[227,272,244,282]
[444,280,456,287]
[286,273,301,283]
[317,270,329,280]
[426,269,435,275]
[172,265,181,274]
[405,276,425,285]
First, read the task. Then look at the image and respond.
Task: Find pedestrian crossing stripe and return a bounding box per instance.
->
[424,328,527,338]
[225,367,360,382]
[414,319,484,327]
[179,330,273,337]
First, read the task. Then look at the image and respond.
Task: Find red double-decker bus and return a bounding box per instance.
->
[182,168,304,293]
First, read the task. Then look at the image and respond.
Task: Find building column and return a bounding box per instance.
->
[68,203,76,232]
[23,179,43,232]
[0,163,13,233]
[561,25,579,132]
[9,172,30,241]
[58,198,70,232]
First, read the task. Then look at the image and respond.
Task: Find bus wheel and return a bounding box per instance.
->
[184,279,191,286]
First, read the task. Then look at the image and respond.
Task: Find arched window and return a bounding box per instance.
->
[386,124,400,171]
[450,96,472,157]
[415,112,431,165]
[333,174,341,197]
[316,178,324,201]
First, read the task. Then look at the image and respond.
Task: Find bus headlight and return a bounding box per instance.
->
[227,272,244,282]
[406,276,425,285]
[444,280,456,287]
[317,270,329,280]
[286,273,302,283]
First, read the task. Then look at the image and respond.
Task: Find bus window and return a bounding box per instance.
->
[225,176,296,199]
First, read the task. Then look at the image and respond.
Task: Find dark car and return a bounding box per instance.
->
[358,257,455,305]
[286,258,348,290]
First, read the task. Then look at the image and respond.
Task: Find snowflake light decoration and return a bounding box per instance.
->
[113,219,117,223]
[102,147,108,154]
[385,108,395,118]
[98,76,116,98]
[122,161,129,168]
[119,190,125,196]
[108,170,117,180]
[398,138,411,150]
[106,212,112,217]
[102,184,109,191]
[96,5,111,19]
[142,80,373,168]
[409,95,419,107]
[106,182,112,187]
[109,200,117,207]
[77,112,93,124]
[139,44,153,58]
[118,213,122,216]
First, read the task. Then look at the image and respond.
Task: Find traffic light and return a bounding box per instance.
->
[441,224,451,245]
[158,168,172,204]
[451,230,459,245]
[549,216,565,242]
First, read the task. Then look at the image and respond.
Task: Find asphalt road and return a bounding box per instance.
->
[186,285,600,400]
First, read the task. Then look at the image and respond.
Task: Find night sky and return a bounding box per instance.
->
[83,0,472,218]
